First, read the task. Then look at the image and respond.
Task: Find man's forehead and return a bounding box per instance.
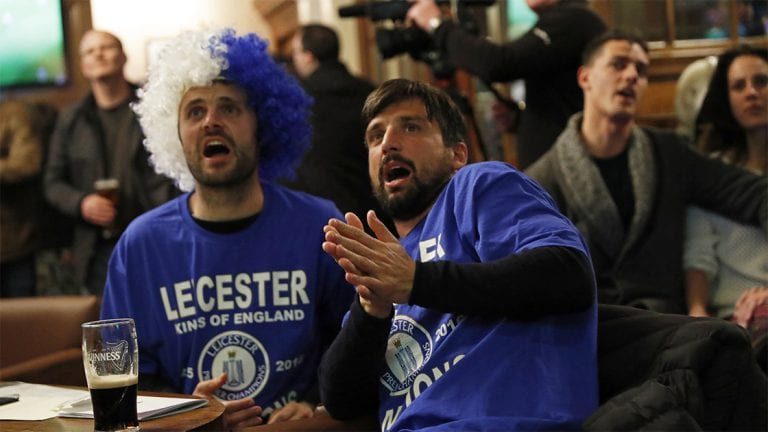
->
[80,32,119,51]
[600,40,649,63]
[181,82,248,104]
[372,98,428,120]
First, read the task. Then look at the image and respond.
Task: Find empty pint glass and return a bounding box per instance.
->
[82,318,139,432]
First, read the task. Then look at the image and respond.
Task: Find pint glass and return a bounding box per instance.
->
[82,318,139,432]
[94,178,119,205]
[94,178,120,239]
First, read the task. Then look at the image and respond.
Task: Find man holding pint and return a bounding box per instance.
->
[44,30,178,295]
[99,28,353,429]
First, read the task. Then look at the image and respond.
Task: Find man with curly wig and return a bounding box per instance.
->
[99,28,353,429]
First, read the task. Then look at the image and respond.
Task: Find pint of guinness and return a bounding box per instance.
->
[89,375,139,431]
[82,319,140,432]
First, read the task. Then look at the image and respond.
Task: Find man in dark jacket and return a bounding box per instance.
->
[44,30,178,294]
[408,0,606,168]
[287,24,392,232]
[526,30,768,314]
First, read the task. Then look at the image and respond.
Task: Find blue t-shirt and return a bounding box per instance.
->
[101,181,353,416]
[378,162,598,431]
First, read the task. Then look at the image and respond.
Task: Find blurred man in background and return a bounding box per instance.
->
[287,23,394,234]
[44,30,178,294]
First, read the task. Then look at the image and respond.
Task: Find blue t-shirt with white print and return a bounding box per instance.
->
[377,162,598,431]
[101,181,353,417]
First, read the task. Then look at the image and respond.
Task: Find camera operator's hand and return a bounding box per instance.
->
[406,0,442,34]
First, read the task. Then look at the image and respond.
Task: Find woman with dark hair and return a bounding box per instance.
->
[693,44,768,167]
[685,44,767,338]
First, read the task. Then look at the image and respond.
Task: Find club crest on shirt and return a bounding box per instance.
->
[381,315,432,394]
[198,330,269,400]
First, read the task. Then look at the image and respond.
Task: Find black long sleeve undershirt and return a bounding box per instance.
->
[411,245,594,319]
[319,245,594,419]
[318,296,392,420]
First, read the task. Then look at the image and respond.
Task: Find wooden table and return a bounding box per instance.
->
[0,391,225,432]
[249,411,378,432]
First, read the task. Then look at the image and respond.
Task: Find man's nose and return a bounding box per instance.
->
[203,110,223,130]
[623,64,640,83]
[381,128,402,153]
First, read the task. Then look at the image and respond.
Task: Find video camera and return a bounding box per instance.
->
[338,0,494,79]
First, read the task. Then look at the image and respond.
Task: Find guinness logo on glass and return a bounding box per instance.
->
[87,340,129,373]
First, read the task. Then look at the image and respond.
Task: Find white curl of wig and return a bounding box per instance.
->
[133,29,228,192]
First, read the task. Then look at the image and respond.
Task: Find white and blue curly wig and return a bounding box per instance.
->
[133,28,312,192]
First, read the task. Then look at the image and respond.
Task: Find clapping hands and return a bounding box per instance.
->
[322,211,415,318]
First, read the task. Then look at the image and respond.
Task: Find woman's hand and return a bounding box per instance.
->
[733,286,768,328]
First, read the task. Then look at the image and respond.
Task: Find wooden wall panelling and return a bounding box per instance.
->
[252,0,298,58]
[588,0,768,130]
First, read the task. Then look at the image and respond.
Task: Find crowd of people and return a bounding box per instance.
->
[0,0,766,429]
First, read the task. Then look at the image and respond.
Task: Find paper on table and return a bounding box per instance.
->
[57,395,209,421]
[0,382,89,421]
[139,396,208,420]
[0,382,208,422]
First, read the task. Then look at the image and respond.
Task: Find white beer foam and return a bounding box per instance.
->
[89,374,138,389]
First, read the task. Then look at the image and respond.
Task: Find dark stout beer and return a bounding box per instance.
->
[89,375,139,431]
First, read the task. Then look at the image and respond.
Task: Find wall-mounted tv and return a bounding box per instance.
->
[0,0,69,90]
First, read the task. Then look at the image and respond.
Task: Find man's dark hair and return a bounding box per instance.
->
[362,78,468,147]
[695,44,768,162]
[581,29,649,66]
[300,24,339,63]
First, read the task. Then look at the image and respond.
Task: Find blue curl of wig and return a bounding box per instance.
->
[216,29,313,181]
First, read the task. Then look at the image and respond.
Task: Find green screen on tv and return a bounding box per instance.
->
[0,0,68,89]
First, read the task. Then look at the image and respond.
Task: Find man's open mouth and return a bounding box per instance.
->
[382,158,415,188]
[386,165,411,182]
[617,88,636,99]
[203,140,231,158]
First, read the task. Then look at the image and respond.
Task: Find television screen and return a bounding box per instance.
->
[0,0,69,90]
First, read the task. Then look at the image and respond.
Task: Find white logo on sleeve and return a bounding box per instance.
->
[418,234,445,262]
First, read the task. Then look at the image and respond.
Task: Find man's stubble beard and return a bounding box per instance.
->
[188,147,259,191]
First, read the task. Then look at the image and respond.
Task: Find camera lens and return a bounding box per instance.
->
[375,27,432,59]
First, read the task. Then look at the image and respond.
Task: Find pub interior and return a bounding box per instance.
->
[1,0,767,431]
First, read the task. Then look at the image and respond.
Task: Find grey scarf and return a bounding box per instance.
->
[553,113,656,262]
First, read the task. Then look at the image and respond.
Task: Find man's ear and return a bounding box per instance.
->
[304,52,320,75]
[577,65,590,92]
[451,142,469,169]
[301,47,320,66]
[119,51,128,67]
